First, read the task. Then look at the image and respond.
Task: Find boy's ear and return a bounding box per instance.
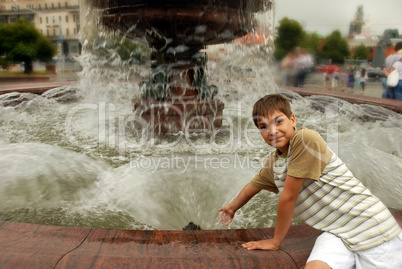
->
[291,114,297,128]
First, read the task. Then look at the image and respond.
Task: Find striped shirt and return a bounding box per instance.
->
[252,128,401,251]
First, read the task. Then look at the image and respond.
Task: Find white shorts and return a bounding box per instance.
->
[306,231,402,269]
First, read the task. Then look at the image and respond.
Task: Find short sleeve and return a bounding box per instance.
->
[287,128,333,180]
[251,152,279,194]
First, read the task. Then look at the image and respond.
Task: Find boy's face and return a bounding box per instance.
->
[256,110,296,153]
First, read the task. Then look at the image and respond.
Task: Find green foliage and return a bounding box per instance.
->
[36,36,57,62]
[274,17,306,60]
[300,32,321,61]
[274,18,323,62]
[0,19,57,73]
[320,30,350,64]
[353,44,370,60]
[0,58,10,69]
[274,17,356,64]
[8,43,36,62]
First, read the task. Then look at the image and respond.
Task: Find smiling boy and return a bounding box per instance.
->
[219,94,402,268]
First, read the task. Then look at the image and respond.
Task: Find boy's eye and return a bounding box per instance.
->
[275,119,283,125]
[258,124,268,130]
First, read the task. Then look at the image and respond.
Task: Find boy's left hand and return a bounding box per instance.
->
[242,239,280,251]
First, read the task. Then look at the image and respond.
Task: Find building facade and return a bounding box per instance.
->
[0,0,81,59]
[346,6,402,67]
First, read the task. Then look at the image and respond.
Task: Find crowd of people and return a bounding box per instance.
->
[279,42,402,101]
[322,66,367,94]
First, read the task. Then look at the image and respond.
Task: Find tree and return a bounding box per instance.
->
[0,19,56,73]
[320,30,350,64]
[274,17,306,60]
[353,44,370,60]
[300,32,322,62]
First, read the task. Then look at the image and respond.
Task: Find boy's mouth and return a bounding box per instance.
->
[270,136,282,143]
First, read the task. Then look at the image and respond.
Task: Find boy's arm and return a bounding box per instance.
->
[242,175,304,250]
[273,175,304,247]
[219,182,261,225]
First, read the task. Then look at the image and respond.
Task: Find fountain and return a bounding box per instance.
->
[89,0,271,133]
[0,0,401,268]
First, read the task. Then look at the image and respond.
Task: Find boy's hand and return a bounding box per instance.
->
[242,239,280,251]
[218,206,235,226]
[218,182,261,226]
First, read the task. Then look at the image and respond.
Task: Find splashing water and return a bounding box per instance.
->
[0,1,401,230]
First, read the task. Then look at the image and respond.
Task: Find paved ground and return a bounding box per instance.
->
[0,62,78,94]
[302,71,383,98]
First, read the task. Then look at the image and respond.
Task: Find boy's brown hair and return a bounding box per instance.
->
[252,94,293,127]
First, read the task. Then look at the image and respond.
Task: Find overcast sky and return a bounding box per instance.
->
[274,0,402,36]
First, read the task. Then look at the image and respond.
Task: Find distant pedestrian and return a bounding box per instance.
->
[389,58,402,100]
[360,68,367,94]
[331,69,340,91]
[354,67,360,86]
[281,51,295,86]
[347,68,355,93]
[292,47,313,88]
[323,70,330,91]
[340,69,347,92]
[383,42,402,99]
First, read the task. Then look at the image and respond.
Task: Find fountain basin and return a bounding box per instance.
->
[0,221,320,269]
[1,210,401,268]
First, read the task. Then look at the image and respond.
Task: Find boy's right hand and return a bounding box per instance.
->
[218,206,235,226]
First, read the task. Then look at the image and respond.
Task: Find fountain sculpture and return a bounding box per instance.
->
[91,0,271,133]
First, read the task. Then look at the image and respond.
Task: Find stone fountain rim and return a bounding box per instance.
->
[1,210,401,268]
